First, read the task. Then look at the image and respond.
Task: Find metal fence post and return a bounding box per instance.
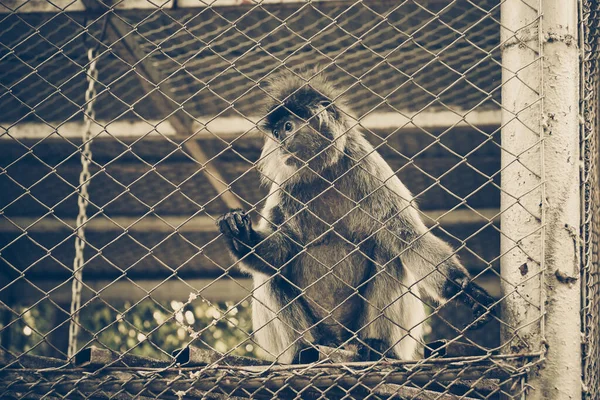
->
[581,1,600,397]
[501,0,582,398]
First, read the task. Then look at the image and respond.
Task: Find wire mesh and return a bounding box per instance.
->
[581,0,600,398]
[0,0,588,398]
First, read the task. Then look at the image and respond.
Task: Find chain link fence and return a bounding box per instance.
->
[581,0,600,398]
[0,0,595,398]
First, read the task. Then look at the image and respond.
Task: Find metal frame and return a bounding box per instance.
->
[0,0,595,398]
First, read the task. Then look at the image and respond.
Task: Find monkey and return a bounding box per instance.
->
[216,70,495,364]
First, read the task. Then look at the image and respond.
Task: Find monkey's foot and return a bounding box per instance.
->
[357,338,388,361]
[457,278,496,329]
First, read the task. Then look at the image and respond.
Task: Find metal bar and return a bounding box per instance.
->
[189,109,502,138]
[0,110,502,140]
[0,215,218,233]
[500,0,582,399]
[0,209,501,233]
[183,139,244,210]
[499,0,545,365]
[0,0,414,14]
[10,278,254,304]
[11,275,501,305]
[0,365,514,396]
[0,120,177,140]
[534,0,582,398]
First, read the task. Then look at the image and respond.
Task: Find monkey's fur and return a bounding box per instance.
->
[217,71,495,363]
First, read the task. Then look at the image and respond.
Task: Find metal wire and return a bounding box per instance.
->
[0,0,591,398]
[581,0,600,398]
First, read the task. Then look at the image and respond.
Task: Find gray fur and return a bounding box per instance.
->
[217,70,495,363]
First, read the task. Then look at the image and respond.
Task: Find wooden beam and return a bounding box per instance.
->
[0,0,460,14]
[423,207,500,226]
[0,0,349,14]
[80,2,245,210]
[0,215,217,233]
[0,208,500,233]
[191,109,502,139]
[183,140,244,210]
[1,110,502,140]
[10,277,253,304]
[0,119,177,140]
[0,0,85,13]
[87,4,194,136]
[357,109,501,131]
[11,274,500,304]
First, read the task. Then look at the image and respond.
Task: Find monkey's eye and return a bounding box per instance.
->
[284,121,293,132]
[273,129,279,139]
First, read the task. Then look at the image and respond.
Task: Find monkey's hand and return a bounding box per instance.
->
[216,209,255,255]
[451,277,496,330]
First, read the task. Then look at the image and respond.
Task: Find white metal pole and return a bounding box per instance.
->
[500,0,544,359]
[501,0,582,399]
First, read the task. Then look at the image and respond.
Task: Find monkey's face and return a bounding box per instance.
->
[265,108,336,168]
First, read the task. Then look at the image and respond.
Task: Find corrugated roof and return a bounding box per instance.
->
[0,0,501,123]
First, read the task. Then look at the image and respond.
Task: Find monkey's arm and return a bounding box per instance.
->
[217,209,299,276]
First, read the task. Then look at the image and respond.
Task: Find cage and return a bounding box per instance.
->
[0,0,597,399]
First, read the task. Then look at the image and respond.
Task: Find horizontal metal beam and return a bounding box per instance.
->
[10,272,501,304]
[10,277,253,304]
[194,109,502,139]
[0,208,500,233]
[1,110,501,140]
[425,207,500,226]
[0,215,218,233]
[0,119,177,140]
[357,109,501,131]
[0,0,392,14]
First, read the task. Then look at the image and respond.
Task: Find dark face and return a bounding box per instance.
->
[265,106,335,166]
[270,114,301,145]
